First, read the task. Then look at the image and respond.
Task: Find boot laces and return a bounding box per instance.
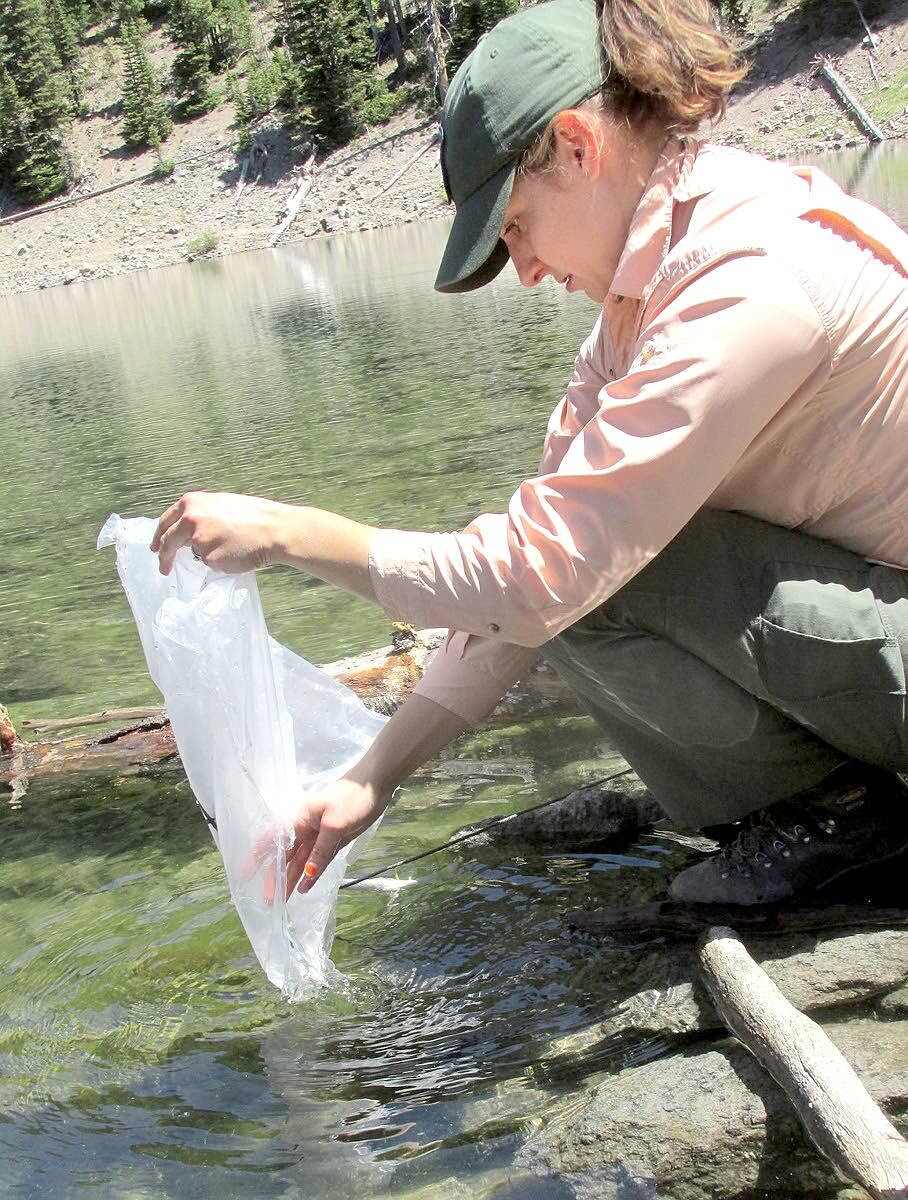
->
[719,806,834,879]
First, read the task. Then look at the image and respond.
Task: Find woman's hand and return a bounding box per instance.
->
[247,775,391,904]
[152,491,291,575]
[152,491,378,603]
[244,697,470,904]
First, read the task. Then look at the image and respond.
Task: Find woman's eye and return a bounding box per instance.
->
[503,220,520,239]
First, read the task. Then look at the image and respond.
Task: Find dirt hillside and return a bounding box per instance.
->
[0,0,905,298]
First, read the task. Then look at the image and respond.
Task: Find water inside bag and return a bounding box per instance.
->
[97,514,387,998]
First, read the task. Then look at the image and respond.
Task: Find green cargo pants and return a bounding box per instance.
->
[544,510,908,829]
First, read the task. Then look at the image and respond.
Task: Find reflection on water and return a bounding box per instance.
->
[0,220,598,723]
[0,147,905,1200]
[797,140,908,227]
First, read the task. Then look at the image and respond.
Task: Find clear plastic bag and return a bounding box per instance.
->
[98,514,386,998]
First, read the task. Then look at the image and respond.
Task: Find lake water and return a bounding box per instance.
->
[0,143,905,1199]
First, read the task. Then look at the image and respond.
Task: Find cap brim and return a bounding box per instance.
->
[434,159,515,294]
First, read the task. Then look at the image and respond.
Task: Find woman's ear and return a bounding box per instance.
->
[551,109,605,179]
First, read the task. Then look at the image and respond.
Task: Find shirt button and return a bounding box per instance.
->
[488,623,500,633]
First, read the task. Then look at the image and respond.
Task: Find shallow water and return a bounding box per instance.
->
[0,145,905,1199]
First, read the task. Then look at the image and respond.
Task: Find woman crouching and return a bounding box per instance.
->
[154,0,908,906]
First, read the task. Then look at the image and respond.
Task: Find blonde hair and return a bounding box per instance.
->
[520,0,746,175]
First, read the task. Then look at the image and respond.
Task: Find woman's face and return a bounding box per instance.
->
[498,110,654,306]
[500,161,617,305]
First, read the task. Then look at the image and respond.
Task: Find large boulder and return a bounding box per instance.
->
[521,1017,908,1200]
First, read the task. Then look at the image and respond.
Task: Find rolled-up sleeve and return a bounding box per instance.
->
[369,250,831,650]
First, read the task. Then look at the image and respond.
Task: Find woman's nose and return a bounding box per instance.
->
[508,243,546,288]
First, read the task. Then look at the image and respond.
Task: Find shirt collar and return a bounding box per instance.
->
[609,135,705,301]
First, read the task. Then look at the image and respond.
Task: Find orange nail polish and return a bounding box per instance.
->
[303,861,318,879]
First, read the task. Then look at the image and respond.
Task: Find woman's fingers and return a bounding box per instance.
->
[155,516,195,575]
[241,777,386,906]
[151,494,203,575]
[150,497,185,552]
[288,827,344,899]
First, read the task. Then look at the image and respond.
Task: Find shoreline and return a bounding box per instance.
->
[1,1,905,299]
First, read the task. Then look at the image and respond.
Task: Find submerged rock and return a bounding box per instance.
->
[483,772,664,846]
[521,1017,908,1200]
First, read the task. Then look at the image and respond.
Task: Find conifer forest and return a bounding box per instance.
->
[0,0,523,207]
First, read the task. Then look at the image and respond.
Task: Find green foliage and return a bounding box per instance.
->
[0,0,69,128]
[229,52,280,152]
[208,0,253,68]
[167,0,252,116]
[168,0,218,115]
[279,0,391,149]
[119,14,171,147]
[360,75,407,125]
[151,152,175,176]
[117,0,145,25]
[45,0,81,67]
[186,227,219,254]
[447,0,520,76]
[710,0,749,28]
[0,0,71,203]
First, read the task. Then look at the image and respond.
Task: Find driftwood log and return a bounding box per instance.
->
[268,155,315,247]
[0,626,578,795]
[818,56,886,142]
[699,926,908,1199]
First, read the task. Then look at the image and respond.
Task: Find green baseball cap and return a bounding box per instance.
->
[435,0,603,294]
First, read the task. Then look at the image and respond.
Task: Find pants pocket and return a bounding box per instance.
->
[756,564,906,764]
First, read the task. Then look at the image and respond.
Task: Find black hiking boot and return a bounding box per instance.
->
[668,763,908,906]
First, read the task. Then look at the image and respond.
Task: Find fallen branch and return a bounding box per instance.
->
[699,926,908,1198]
[852,0,878,51]
[372,126,440,200]
[565,901,908,939]
[818,57,886,142]
[22,706,164,733]
[0,141,236,227]
[268,156,315,247]
[1,628,579,792]
[234,154,251,203]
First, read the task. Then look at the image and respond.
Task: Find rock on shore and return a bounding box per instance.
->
[520,1016,908,1200]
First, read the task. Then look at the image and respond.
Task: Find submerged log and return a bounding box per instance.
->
[0,627,578,793]
[700,926,908,1198]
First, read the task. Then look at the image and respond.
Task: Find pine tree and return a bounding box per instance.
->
[45,0,83,105]
[120,15,171,147]
[448,0,520,76]
[0,1,71,202]
[0,0,69,130]
[168,0,218,116]
[280,0,384,149]
[209,0,253,70]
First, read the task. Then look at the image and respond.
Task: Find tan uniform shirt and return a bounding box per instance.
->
[369,138,908,724]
